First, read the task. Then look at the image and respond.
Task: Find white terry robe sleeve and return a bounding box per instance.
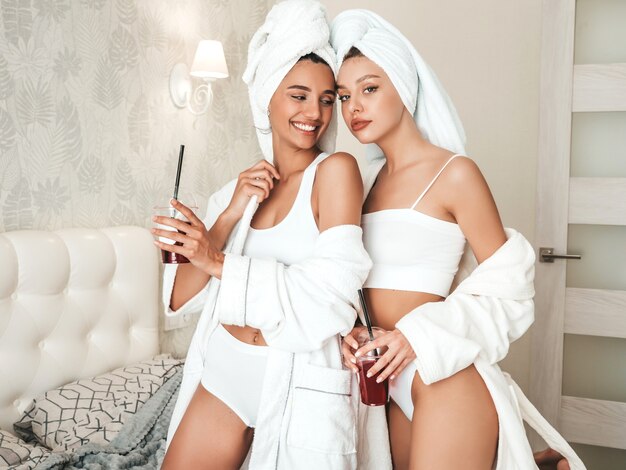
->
[162,178,238,318]
[216,224,372,353]
[395,228,536,385]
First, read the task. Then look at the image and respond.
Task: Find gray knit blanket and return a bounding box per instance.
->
[34,369,182,469]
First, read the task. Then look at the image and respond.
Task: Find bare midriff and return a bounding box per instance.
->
[364,288,444,332]
[222,325,268,346]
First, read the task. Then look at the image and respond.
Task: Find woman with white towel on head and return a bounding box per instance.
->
[154,1,389,469]
[331,9,584,470]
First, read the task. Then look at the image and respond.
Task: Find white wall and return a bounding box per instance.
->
[325,0,543,392]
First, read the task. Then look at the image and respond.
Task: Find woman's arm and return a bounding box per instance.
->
[158,160,280,312]
[446,157,507,263]
[214,153,371,352]
[168,209,238,311]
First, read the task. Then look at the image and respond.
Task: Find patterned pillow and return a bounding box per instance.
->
[0,429,50,469]
[13,354,183,452]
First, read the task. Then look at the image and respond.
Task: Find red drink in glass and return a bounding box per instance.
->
[357,355,388,406]
[161,247,189,264]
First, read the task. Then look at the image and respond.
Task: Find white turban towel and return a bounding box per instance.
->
[330,9,466,164]
[243,0,338,163]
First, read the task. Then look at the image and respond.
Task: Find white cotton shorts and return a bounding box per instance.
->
[201,324,268,427]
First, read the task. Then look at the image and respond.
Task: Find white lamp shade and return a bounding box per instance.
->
[190,40,229,79]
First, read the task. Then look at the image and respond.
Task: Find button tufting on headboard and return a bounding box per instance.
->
[0,226,160,431]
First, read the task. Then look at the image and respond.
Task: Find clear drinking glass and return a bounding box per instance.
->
[355,327,389,406]
[153,195,198,264]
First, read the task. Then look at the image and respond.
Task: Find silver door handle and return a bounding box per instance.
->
[539,247,582,263]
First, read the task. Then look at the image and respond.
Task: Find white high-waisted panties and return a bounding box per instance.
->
[389,360,418,420]
[201,324,268,428]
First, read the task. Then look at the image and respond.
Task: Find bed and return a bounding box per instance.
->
[0,226,183,469]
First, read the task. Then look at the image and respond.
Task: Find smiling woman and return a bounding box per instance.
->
[154,1,385,469]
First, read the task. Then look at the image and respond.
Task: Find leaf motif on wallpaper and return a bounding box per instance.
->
[109,202,135,225]
[1,0,33,46]
[222,32,244,79]
[78,155,105,194]
[0,55,15,99]
[75,11,106,65]
[114,157,136,200]
[3,178,34,230]
[109,25,138,72]
[165,36,186,72]
[16,77,54,127]
[55,96,82,166]
[74,197,107,228]
[136,179,166,225]
[92,57,123,110]
[236,0,269,41]
[34,0,70,23]
[116,0,136,25]
[80,0,106,11]
[0,148,20,193]
[53,47,82,81]
[128,95,150,153]
[139,8,166,51]
[0,107,17,153]
[32,176,70,217]
[207,125,228,166]
[210,90,228,125]
[228,103,254,143]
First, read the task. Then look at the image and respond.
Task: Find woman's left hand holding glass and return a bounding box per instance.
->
[152,199,225,278]
[355,329,416,382]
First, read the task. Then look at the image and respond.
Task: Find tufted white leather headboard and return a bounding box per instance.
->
[0,226,160,431]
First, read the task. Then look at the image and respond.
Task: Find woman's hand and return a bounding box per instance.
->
[224,159,280,219]
[534,448,570,470]
[152,199,225,278]
[342,326,368,373]
[355,329,416,382]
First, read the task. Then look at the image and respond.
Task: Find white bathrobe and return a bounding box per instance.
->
[163,179,392,470]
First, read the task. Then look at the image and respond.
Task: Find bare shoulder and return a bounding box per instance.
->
[444,156,485,185]
[439,155,491,198]
[316,152,362,189]
[318,151,360,173]
[315,152,363,229]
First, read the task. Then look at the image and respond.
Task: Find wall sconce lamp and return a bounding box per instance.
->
[169,40,229,115]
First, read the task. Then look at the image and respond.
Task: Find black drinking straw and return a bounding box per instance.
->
[172,144,185,201]
[358,289,375,341]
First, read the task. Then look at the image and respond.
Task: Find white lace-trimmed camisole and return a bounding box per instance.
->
[361,154,467,297]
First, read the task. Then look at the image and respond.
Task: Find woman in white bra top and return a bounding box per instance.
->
[331,9,575,470]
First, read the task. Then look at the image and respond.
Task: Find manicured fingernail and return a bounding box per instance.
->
[390,375,395,381]
[366,372,372,378]
[355,351,361,357]
[350,358,356,364]
[376,377,382,383]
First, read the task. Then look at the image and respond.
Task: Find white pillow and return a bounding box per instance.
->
[13,355,183,452]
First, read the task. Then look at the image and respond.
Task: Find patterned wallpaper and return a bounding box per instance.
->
[0,0,274,233]
[0,0,275,355]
